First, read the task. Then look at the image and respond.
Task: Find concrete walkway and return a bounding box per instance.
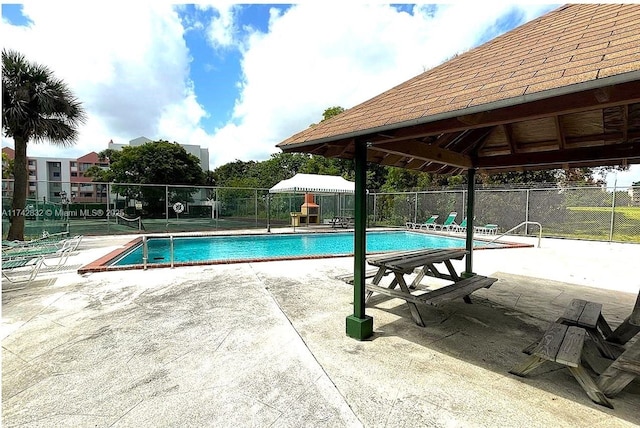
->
[2,234,639,427]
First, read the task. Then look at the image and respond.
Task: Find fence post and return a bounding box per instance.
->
[461,189,466,220]
[373,193,377,225]
[165,185,169,227]
[609,181,617,242]
[107,183,111,234]
[525,189,530,235]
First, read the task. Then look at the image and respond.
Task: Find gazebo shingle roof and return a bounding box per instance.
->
[278,4,640,174]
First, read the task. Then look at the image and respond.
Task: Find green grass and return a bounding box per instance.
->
[559,206,640,242]
[568,206,640,220]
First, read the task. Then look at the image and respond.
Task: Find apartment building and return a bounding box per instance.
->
[2,146,108,203]
[2,137,210,203]
[108,136,210,171]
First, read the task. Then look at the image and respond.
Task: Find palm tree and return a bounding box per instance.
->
[2,49,86,241]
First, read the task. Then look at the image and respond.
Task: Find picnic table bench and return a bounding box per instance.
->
[512,294,640,408]
[363,249,497,326]
[510,322,613,408]
[326,217,354,228]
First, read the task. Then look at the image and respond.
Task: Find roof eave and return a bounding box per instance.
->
[279,70,640,151]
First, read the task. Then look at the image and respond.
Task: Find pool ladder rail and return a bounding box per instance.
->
[142,235,176,270]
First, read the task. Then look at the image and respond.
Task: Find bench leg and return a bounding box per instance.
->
[509,355,547,377]
[568,365,613,408]
[366,277,399,303]
[522,339,539,355]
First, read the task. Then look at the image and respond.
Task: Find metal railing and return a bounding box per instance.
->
[488,221,543,248]
[142,236,148,270]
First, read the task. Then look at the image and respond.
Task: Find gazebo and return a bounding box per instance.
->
[277,4,640,340]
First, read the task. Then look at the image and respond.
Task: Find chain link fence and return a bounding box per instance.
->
[2,180,639,243]
[369,185,640,243]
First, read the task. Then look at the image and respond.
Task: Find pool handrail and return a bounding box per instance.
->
[170,235,174,268]
[487,221,542,248]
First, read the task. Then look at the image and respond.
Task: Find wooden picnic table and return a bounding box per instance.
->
[365,248,497,326]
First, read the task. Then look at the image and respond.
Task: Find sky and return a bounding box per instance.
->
[2,1,639,188]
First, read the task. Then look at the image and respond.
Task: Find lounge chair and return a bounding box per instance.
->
[2,238,77,271]
[3,242,66,259]
[2,256,45,285]
[435,212,458,231]
[2,231,70,249]
[474,224,498,235]
[406,215,439,230]
[2,235,81,259]
[449,217,468,233]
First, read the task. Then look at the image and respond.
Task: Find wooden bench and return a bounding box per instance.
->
[364,274,497,307]
[523,299,617,360]
[510,322,613,408]
[336,269,384,285]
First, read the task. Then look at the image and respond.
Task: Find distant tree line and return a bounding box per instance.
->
[85,106,613,194]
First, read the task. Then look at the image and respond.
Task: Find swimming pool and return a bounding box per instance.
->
[109,231,500,267]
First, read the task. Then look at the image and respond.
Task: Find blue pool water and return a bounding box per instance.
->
[113,231,491,266]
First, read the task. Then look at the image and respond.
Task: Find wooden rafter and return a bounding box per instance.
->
[502,124,518,154]
[370,140,472,168]
[622,104,629,143]
[476,141,640,170]
[554,115,566,150]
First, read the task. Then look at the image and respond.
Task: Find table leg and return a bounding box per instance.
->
[606,317,640,345]
[443,260,461,281]
[396,273,425,327]
[410,268,426,290]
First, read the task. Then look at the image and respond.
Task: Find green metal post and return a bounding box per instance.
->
[346,140,373,340]
[464,168,475,276]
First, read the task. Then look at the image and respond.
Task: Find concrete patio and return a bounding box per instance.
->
[2,234,639,427]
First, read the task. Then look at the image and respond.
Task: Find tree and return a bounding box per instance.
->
[2,151,14,179]
[2,49,86,240]
[103,140,205,216]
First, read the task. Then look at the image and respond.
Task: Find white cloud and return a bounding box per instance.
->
[1,2,196,159]
[2,2,559,172]
[604,165,640,189]
[199,3,240,50]
[207,2,555,167]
